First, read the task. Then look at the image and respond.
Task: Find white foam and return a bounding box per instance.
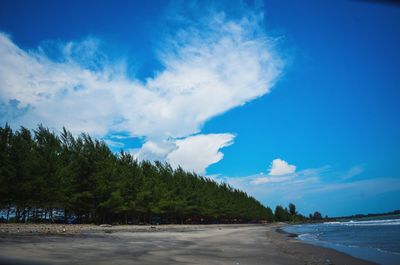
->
[326,219,400,226]
[298,233,318,241]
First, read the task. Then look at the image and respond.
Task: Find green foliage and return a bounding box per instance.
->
[274,203,307,223]
[274,205,288,222]
[0,125,272,224]
[311,211,323,220]
[288,203,296,216]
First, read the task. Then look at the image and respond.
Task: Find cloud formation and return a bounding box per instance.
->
[249,158,297,184]
[167,133,234,175]
[0,8,283,174]
[269,158,296,176]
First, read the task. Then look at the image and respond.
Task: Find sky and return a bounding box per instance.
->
[0,0,399,217]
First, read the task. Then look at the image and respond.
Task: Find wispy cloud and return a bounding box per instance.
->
[103,139,125,149]
[341,165,364,179]
[229,162,323,191]
[251,175,293,184]
[0,5,283,174]
[215,161,400,215]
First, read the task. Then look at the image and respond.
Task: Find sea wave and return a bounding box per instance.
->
[324,219,400,226]
[298,233,318,241]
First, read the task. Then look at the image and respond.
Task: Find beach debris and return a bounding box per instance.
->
[99,224,112,227]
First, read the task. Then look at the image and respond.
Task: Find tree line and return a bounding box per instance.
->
[272,203,322,222]
[0,124,278,224]
[0,124,324,225]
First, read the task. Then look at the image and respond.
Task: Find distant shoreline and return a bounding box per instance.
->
[0,223,374,265]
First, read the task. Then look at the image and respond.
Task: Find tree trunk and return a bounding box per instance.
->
[16,207,20,223]
[21,208,26,223]
[64,208,67,224]
[6,207,10,222]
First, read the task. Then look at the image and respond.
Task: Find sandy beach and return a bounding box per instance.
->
[0,223,375,265]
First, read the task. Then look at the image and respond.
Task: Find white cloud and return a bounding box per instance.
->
[167,133,234,175]
[249,164,330,189]
[268,158,296,176]
[132,139,177,162]
[250,158,297,185]
[103,139,125,149]
[0,9,282,174]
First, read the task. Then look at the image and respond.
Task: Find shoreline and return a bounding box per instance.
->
[272,224,377,265]
[279,222,400,265]
[0,223,376,265]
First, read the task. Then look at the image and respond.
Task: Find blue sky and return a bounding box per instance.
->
[1,0,399,216]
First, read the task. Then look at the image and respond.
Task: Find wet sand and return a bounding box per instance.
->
[0,224,375,265]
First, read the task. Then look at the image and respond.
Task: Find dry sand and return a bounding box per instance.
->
[0,223,375,265]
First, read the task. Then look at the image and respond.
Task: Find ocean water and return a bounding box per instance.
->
[283,216,400,265]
